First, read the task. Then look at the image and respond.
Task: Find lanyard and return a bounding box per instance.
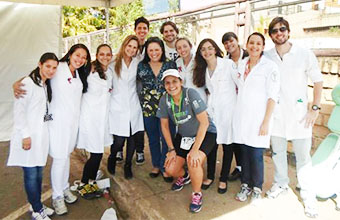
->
[43,84,53,122]
[170,92,183,125]
[43,84,49,115]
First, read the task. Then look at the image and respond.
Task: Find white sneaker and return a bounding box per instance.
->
[266,183,288,199]
[31,209,51,220]
[29,205,54,216]
[304,199,319,218]
[52,197,67,215]
[63,188,78,204]
[235,183,252,202]
[250,187,262,206]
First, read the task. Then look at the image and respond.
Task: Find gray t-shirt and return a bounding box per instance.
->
[157,87,213,137]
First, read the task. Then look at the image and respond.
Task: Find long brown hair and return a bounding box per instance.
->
[193,38,223,87]
[60,43,91,93]
[92,44,112,80]
[114,35,139,78]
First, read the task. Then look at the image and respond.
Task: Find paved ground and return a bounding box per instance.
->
[0,142,118,220]
[1,140,340,220]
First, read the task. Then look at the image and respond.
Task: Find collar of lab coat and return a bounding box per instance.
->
[205,56,224,79]
[238,55,271,81]
[269,41,298,61]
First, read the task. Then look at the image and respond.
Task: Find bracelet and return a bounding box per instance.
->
[168,148,175,152]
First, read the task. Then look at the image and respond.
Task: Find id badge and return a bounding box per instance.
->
[44,114,53,122]
[180,137,195,150]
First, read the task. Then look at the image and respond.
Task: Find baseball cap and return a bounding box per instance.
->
[161,69,182,81]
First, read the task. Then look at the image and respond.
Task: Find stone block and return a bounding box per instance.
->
[315,114,323,126]
[323,114,330,127]
[322,74,339,89]
[313,125,330,139]
[320,102,335,115]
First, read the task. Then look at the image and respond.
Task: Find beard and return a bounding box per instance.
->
[272,35,289,45]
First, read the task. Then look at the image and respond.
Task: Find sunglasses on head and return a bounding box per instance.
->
[271,26,287,34]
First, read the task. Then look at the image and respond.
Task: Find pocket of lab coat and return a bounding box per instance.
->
[295,101,307,121]
[273,102,282,119]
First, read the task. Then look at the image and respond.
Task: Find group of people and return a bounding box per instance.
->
[8,15,323,219]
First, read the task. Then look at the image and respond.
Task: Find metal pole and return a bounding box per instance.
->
[105,0,110,43]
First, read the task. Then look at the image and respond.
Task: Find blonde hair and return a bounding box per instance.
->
[114,35,139,77]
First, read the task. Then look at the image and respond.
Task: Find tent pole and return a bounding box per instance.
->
[105,0,110,43]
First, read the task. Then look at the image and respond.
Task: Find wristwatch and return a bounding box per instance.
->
[312,105,321,111]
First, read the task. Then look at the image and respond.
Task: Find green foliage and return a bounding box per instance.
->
[62,0,145,38]
[62,0,191,51]
[329,26,340,34]
[255,15,270,35]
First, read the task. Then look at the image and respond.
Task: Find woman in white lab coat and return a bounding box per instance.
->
[219,32,249,182]
[175,37,207,103]
[13,44,92,215]
[233,32,280,204]
[49,44,91,214]
[193,38,237,194]
[107,35,144,179]
[77,44,113,197]
[8,53,59,220]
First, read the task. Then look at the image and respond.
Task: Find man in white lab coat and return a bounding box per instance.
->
[265,17,323,218]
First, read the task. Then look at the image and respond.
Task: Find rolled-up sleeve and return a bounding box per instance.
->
[306,50,323,83]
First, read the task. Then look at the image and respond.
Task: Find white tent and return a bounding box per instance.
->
[1,0,133,7]
[0,0,134,141]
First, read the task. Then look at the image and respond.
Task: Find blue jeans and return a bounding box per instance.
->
[23,166,43,212]
[240,145,264,189]
[143,116,176,173]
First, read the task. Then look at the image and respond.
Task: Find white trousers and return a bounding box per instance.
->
[271,136,316,201]
[51,157,70,199]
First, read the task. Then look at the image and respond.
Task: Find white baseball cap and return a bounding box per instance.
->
[161,69,182,81]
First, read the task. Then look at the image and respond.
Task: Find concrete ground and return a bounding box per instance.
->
[0,141,118,220]
[1,140,340,220]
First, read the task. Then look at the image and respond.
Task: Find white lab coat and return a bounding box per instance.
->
[109,58,144,137]
[8,77,49,167]
[77,69,113,153]
[226,48,246,66]
[176,55,207,103]
[232,56,280,148]
[205,57,237,144]
[265,44,323,140]
[49,62,83,159]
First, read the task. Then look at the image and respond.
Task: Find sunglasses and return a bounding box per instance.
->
[271,26,287,34]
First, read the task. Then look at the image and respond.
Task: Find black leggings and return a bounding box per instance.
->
[115,131,144,154]
[134,131,145,153]
[206,143,242,182]
[81,153,103,184]
[110,133,136,166]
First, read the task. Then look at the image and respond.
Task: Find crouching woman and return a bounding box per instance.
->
[157,69,216,213]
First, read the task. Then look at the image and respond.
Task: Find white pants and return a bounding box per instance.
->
[51,157,70,199]
[271,136,316,201]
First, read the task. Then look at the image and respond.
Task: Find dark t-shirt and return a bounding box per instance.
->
[157,87,213,137]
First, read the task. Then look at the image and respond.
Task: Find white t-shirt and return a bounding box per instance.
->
[164,43,178,61]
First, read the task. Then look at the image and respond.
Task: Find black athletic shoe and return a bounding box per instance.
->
[116,151,123,164]
[227,168,241,181]
[135,152,145,165]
